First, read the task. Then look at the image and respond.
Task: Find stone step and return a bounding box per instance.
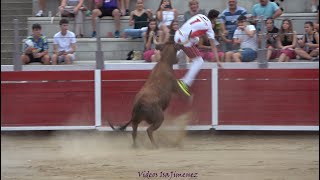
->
[1,9,33,16]
[33,0,318,15]
[1,0,32,4]
[1,15,29,23]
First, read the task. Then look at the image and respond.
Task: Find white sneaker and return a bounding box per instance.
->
[35,10,43,17]
[312,5,317,13]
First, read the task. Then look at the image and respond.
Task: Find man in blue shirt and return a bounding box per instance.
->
[251,0,282,31]
[220,0,247,50]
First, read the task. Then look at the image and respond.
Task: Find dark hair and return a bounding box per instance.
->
[207,9,220,19]
[59,19,69,25]
[237,15,247,22]
[32,23,41,30]
[266,17,274,24]
[305,21,314,27]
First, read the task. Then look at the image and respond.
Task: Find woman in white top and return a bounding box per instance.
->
[156,0,178,42]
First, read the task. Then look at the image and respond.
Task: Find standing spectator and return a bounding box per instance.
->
[295,22,319,61]
[277,19,297,62]
[225,15,258,62]
[59,0,86,38]
[91,0,121,38]
[35,0,46,17]
[143,18,162,62]
[311,0,318,12]
[52,19,77,65]
[21,23,50,65]
[174,10,222,96]
[252,0,282,31]
[124,0,153,39]
[183,0,206,22]
[156,0,178,42]
[265,18,280,61]
[220,0,247,51]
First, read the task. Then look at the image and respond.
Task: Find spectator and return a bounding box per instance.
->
[311,0,318,12]
[123,0,153,39]
[59,0,86,38]
[183,0,206,22]
[277,19,297,62]
[225,15,258,62]
[156,0,178,42]
[120,0,131,16]
[143,18,162,62]
[198,35,225,62]
[35,0,46,17]
[21,23,50,65]
[220,0,247,51]
[295,22,319,61]
[265,18,280,61]
[91,0,121,38]
[51,19,77,65]
[174,10,222,96]
[252,0,282,31]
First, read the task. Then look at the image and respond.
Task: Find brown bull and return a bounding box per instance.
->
[109,41,184,148]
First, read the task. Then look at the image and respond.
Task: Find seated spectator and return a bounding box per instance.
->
[35,0,46,17]
[277,19,297,62]
[91,0,121,38]
[21,23,50,65]
[156,0,178,42]
[51,19,77,65]
[59,0,86,38]
[225,15,258,62]
[251,0,282,31]
[265,17,280,61]
[183,0,206,22]
[315,5,319,32]
[311,0,318,12]
[143,19,162,62]
[220,0,247,51]
[123,0,153,39]
[120,0,131,16]
[198,35,225,62]
[295,22,319,61]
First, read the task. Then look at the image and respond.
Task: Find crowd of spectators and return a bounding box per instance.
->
[24,0,318,64]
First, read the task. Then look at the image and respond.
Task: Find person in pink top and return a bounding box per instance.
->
[174,9,222,96]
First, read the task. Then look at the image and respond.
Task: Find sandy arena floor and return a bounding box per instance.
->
[1,129,319,180]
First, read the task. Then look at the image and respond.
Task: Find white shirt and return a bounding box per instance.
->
[175,14,215,47]
[53,30,76,52]
[233,25,258,51]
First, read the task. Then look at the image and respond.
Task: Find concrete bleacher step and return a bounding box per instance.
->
[45,38,145,61]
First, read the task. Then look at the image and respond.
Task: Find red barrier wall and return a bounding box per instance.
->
[101,69,212,127]
[1,71,95,126]
[218,69,319,126]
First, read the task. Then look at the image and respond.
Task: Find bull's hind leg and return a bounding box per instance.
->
[146,109,164,149]
[132,121,138,148]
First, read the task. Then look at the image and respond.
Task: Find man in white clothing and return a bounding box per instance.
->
[52,19,77,65]
[174,9,222,96]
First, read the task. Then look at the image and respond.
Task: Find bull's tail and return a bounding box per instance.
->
[108,118,132,131]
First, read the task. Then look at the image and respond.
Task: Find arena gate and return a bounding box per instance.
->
[1,63,319,131]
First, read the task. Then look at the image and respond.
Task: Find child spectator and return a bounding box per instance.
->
[21,23,50,65]
[295,21,319,61]
[143,19,162,62]
[91,0,121,38]
[265,18,280,61]
[156,0,178,42]
[51,19,77,64]
[183,0,206,22]
[277,19,297,62]
[225,15,258,62]
[59,0,86,38]
[123,0,153,39]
